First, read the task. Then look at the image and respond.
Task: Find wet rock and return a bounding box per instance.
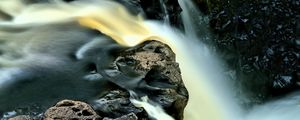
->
[43,100,101,120]
[3,40,187,120]
[138,0,182,25]
[15,41,188,120]
[208,0,300,102]
[192,0,210,14]
[92,90,147,119]
[116,0,182,26]
[124,41,188,120]
[102,113,138,120]
[8,115,33,120]
[94,41,188,120]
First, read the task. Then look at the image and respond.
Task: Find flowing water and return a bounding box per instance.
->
[0,0,299,120]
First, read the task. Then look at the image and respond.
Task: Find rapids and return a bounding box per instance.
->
[0,0,299,120]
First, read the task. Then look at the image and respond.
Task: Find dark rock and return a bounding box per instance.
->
[138,0,182,25]
[207,0,300,103]
[115,0,182,27]
[43,100,101,120]
[128,42,188,119]
[103,113,138,120]
[94,41,188,120]
[192,0,210,14]
[118,41,188,120]
[13,41,188,120]
[92,90,147,119]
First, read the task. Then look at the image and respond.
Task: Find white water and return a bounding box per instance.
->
[1,0,300,120]
[178,1,300,120]
[130,94,174,120]
[245,92,300,120]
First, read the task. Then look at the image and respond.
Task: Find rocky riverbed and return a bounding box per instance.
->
[4,41,188,120]
[1,0,299,119]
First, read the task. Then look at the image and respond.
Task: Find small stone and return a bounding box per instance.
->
[8,115,33,120]
[43,100,101,120]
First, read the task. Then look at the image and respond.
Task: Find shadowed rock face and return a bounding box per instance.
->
[207,0,300,103]
[138,0,182,25]
[7,41,188,120]
[121,0,300,109]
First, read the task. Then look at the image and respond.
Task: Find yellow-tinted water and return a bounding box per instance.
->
[0,0,236,120]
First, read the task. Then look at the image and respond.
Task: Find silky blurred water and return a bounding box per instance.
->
[0,0,299,120]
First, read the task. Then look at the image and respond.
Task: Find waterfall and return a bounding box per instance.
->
[0,0,299,120]
[177,0,243,119]
[78,0,243,119]
[178,1,300,120]
[0,0,240,119]
[178,0,211,42]
[245,91,300,120]
[159,0,170,24]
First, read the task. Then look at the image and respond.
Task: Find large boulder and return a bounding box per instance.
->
[93,41,188,120]
[8,41,188,120]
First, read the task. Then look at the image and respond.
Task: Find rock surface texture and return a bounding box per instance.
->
[206,0,300,103]
[8,41,188,120]
[9,115,34,120]
[43,100,101,120]
[109,41,188,120]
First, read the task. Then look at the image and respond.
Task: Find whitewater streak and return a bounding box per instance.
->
[0,0,238,120]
